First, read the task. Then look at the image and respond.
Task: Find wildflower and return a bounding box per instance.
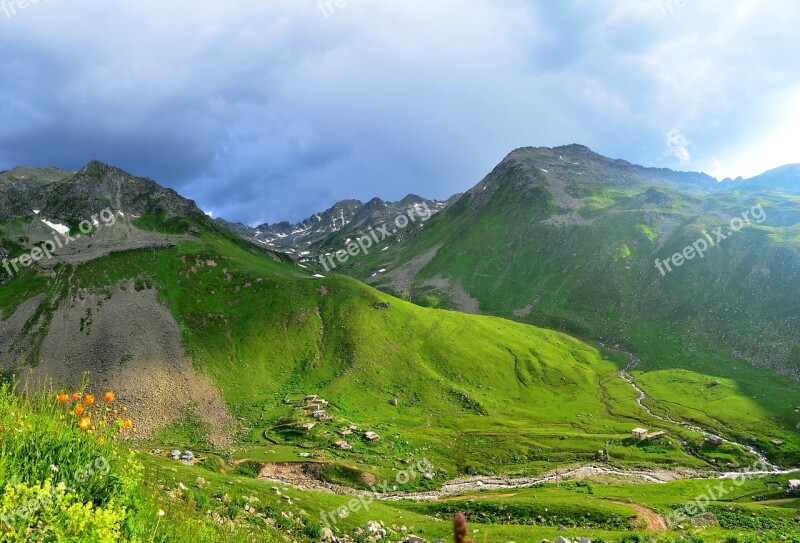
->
[57,393,69,404]
[84,394,96,406]
[122,418,133,429]
[50,464,58,473]
[72,392,82,402]
[78,417,91,431]
[97,437,106,445]
[103,392,115,403]
[158,510,165,517]
[74,404,84,416]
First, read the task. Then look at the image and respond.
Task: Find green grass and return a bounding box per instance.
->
[0,216,773,478]
[0,331,797,542]
[2,203,800,541]
[342,163,800,467]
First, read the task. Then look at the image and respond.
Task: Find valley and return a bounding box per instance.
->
[1,157,800,542]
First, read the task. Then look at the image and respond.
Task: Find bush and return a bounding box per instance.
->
[0,479,128,542]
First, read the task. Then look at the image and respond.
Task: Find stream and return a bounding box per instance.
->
[260,350,800,501]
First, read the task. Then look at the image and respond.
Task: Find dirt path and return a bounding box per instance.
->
[612,501,667,533]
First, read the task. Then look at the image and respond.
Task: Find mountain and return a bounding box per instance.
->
[725,164,800,194]
[346,144,800,374]
[3,158,800,542]
[1,160,724,469]
[0,161,204,223]
[329,145,800,462]
[217,194,457,261]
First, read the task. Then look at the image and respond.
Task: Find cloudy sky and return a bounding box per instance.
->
[1,0,799,224]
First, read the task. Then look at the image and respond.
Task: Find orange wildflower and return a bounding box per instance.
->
[74,404,84,416]
[72,392,82,402]
[57,393,69,404]
[122,418,133,429]
[78,417,91,430]
[103,392,115,403]
[84,394,96,406]
[97,437,106,445]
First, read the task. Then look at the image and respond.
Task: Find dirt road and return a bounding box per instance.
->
[612,501,667,532]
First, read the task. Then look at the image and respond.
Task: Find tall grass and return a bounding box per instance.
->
[0,379,284,542]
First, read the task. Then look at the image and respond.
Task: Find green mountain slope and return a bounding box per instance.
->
[0,206,723,473]
[338,145,800,464]
[0,161,777,474]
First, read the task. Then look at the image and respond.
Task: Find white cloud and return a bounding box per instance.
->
[665,128,691,165]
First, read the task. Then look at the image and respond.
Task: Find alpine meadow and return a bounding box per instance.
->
[2,2,800,543]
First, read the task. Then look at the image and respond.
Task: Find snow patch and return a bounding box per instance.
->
[41,219,70,235]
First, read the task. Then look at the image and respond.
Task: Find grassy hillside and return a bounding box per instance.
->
[0,212,737,475]
[339,146,800,466]
[4,383,799,542]
[2,161,800,542]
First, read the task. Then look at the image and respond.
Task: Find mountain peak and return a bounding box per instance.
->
[78,159,116,177]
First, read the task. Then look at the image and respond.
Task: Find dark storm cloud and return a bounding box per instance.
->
[1,0,800,224]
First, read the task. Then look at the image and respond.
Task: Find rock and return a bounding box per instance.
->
[366,521,382,535]
[177,482,186,491]
[423,472,433,480]
[195,477,206,487]
[353,527,363,536]
[321,527,337,543]
[390,398,399,406]
[554,538,571,543]
[406,536,424,543]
